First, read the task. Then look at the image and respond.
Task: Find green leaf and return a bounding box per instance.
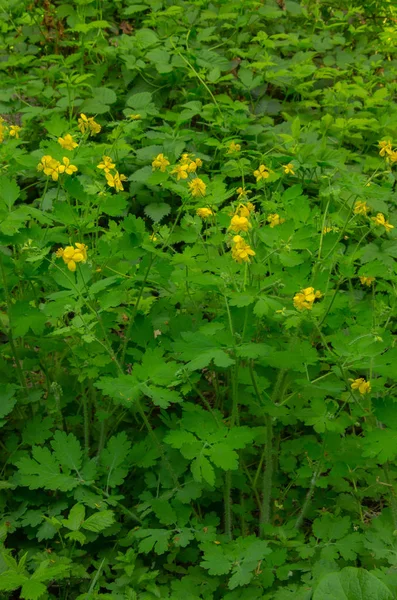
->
[101,431,131,488]
[144,202,171,223]
[62,504,86,531]
[133,528,171,555]
[200,544,232,576]
[82,510,115,533]
[0,571,27,592]
[151,498,177,525]
[16,446,79,491]
[191,454,215,486]
[209,443,239,471]
[0,177,20,209]
[0,384,17,423]
[21,579,46,600]
[313,567,392,600]
[51,431,82,475]
[95,374,140,404]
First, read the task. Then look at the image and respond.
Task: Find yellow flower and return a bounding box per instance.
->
[389,150,397,164]
[229,215,251,233]
[227,141,241,153]
[293,287,322,311]
[197,208,213,219]
[195,158,203,168]
[283,163,295,175]
[253,164,269,182]
[179,153,192,164]
[231,235,255,263]
[379,140,392,157]
[56,243,87,272]
[0,118,6,143]
[106,171,128,192]
[152,153,170,172]
[97,156,116,173]
[171,163,189,180]
[187,161,198,173]
[58,134,78,150]
[188,177,206,197]
[350,378,371,395]
[322,226,339,234]
[129,114,141,120]
[236,187,250,200]
[354,200,370,215]
[359,276,375,286]
[9,125,21,138]
[61,157,78,175]
[371,212,394,232]
[37,155,64,181]
[78,114,101,136]
[236,202,255,218]
[267,214,285,228]
[149,233,158,242]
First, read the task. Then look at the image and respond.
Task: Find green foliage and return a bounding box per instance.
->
[1,0,397,597]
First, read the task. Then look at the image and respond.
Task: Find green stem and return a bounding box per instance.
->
[294,463,321,530]
[383,463,397,531]
[83,388,90,457]
[0,253,29,396]
[224,471,232,540]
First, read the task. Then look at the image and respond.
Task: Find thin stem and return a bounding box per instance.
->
[294,463,322,530]
[224,471,232,540]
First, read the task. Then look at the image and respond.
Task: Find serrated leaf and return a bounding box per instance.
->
[191,454,215,486]
[16,446,79,492]
[313,567,392,600]
[21,579,46,600]
[62,504,85,531]
[82,510,114,532]
[101,432,131,488]
[133,528,171,555]
[0,571,27,592]
[51,431,82,475]
[144,203,171,223]
[209,443,239,470]
[0,177,20,209]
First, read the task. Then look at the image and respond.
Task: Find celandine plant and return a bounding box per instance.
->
[1,0,397,598]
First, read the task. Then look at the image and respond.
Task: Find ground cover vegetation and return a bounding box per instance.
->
[1,0,397,597]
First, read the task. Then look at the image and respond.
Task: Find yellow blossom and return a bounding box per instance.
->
[195,158,203,168]
[371,212,394,232]
[188,177,206,197]
[61,157,78,175]
[293,287,322,311]
[152,153,170,172]
[231,235,255,263]
[171,163,189,180]
[37,155,64,181]
[350,378,371,395]
[197,208,213,219]
[149,233,158,242]
[389,150,397,164]
[283,163,295,175]
[0,118,6,143]
[229,215,252,233]
[58,134,78,150]
[9,125,21,139]
[354,200,370,215]
[187,161,198,173]
[359,276,375,287]
[236,187,251,200]
[97,156,116,173]
[129,114,141,120]
[78,114,101,136]
[227,141,241,153]
[323,226,339,234]
[379,140,392,157]
[267,214,285,228]
[253,164,269,182]
[56,243,87,272]
[106,171,127,192]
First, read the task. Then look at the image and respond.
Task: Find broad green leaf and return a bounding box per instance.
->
[82,510,115,533]
[101,431,131,488]
[313,567,392,600]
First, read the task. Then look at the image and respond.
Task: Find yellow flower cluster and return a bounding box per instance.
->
[37,156,78,181]
[354,200,370,215]
[227,141,241,153]
[323,226,339,234]
[253,164,270,182]
[56,243,88,272]
[0,118,22,142]
[359,276,375,286]
[231,235,255,263]
[293,287,322,311]
[196,208,213,219]
[371,212,394,232]
[350,377,371,395]
[171,153,203,180]
[96,156,127,192]
[188,177,206,197]
[267,214,285,228]
[58,134,78,150]
[283,163,295,175]
[78,113,101,136]
[152,153,170,172]
[378,140,397,163]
